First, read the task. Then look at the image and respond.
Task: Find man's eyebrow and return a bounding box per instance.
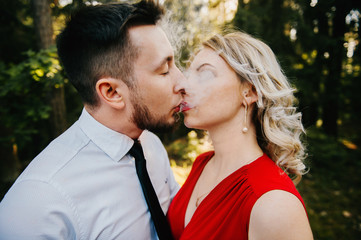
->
[154,56,173,71]
[196,63,216,71]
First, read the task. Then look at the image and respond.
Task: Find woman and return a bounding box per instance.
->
[167,31,313,240]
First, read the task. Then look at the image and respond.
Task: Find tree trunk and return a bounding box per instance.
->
[50,86,68,137]
[31,0,67,137]
[0,126,22,183]
[321,0,348,137]
[31,0,53,49]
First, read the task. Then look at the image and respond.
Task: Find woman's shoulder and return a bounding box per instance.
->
[246,154,300,198]
[249,189,313,240]
[247,155,312,239]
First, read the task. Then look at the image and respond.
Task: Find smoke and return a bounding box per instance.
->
[159,10,187,69]
[182,67,217,110]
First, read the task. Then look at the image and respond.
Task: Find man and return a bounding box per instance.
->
[0,1,184,239]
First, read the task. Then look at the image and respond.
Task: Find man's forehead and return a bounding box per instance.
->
[128,25,166,44]
[129,25,174,63]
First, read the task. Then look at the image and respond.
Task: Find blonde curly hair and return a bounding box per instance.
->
[203,31,307,183]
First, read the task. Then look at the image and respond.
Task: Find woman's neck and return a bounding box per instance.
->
[207,120,263,175]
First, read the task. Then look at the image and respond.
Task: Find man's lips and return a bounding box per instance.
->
[173,99,183,113]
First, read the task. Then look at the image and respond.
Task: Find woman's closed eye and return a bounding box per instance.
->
[197,63,217,78]
[198,69,216,82]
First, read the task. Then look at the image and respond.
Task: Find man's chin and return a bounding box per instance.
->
[145,121,176,133]
[131,103,180,133]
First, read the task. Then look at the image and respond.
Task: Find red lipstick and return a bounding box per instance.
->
[180,102,192,112]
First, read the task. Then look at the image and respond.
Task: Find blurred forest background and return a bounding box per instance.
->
[0,0,360,239]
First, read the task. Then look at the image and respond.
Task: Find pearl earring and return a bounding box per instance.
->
[242,103,248,133]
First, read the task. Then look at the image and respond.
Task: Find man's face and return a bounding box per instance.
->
[128,25,185,133]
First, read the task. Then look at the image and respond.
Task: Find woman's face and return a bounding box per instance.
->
[181,47,243,130]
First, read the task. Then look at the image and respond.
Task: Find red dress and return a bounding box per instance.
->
[167,151,306,240]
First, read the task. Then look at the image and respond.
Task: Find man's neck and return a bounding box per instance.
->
[85,105,143,139]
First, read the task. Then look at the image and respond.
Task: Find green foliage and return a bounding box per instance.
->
[297,127,361,239]
[0,46,65,151]
[166,130,213,166]
[234,0,361,137]
[0,0,36,63]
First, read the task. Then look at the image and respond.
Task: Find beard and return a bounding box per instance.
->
[130,93,178,133]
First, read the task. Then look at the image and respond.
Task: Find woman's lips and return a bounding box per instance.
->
[180,102,192,112]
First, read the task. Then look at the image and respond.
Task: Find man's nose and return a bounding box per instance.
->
[173,67,186,95]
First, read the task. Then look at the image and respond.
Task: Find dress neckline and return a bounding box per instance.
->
[183,151,265,229]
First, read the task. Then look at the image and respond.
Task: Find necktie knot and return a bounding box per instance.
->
[129,140,145,161]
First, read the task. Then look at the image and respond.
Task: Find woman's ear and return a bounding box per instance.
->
[95,78,125,110]
[242,84,258,106]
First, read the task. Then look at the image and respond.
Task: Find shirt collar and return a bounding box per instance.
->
[78,108,134,162]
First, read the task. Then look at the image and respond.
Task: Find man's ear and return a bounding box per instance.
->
[242,84,258,106]
[95,78,125,110]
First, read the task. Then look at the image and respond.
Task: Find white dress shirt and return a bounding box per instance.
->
[0,108,179,240]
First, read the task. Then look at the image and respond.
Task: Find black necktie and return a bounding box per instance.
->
[128,140,174,240]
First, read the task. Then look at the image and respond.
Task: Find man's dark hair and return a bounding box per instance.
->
[56,0,164,106]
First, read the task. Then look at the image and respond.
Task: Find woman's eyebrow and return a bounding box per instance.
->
[196,63,216,71]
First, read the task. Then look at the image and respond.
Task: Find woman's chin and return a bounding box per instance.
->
[183,121,192,128]
[183,119,204,130]
[183,118,194,129]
